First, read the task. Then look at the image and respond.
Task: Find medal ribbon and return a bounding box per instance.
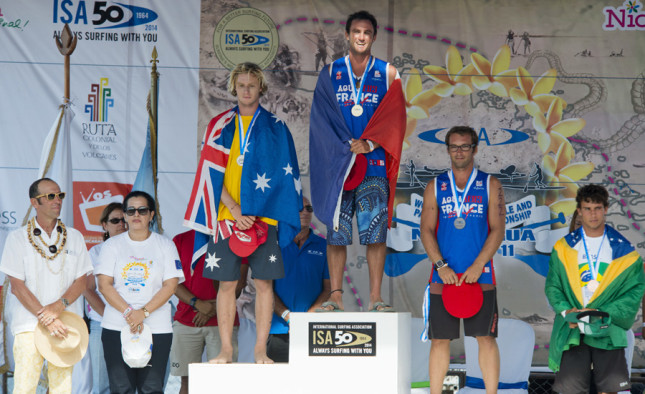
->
[345,55,374,107]
[581,227,606,281]
[449,168,477,218]
[237,107,261,158]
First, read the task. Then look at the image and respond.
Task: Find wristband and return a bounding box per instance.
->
[122,305,133,318]
[366,140,375,152]
[190,297,198,310]
[281,309,291,322]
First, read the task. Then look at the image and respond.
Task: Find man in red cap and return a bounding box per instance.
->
[419,126,505,394]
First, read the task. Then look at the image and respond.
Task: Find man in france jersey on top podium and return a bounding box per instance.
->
[309,10,406,313]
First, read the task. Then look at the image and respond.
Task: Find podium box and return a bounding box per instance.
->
[189,312,412,393]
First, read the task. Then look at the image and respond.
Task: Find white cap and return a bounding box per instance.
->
[120,324,153,368]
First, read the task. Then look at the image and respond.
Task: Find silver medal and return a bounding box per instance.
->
[587,279,599,292]
[236,155,244,166]
[351,104,364,117]
[454,217,466,230]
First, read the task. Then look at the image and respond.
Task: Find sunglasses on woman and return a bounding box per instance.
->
[108,217,126,224]
[125,207,151,216]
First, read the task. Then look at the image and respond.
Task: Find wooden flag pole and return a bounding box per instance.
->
[149,47,163,233]
[20,24,79,227]
[55,24,78,103]
[150,46,159,141]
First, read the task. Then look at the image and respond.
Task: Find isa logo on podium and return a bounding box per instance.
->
[309,322,376,356]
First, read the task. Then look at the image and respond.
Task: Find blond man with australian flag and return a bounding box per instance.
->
[184,62,302,364]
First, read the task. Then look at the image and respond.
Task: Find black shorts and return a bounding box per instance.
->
[202,223,284,281]
[553,341,630,394]
[428,288,498,340]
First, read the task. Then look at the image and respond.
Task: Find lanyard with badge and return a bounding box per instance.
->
[581,227,606,293]
[448,169,477,230]
[236,107,261,166]
[345,55,374,117]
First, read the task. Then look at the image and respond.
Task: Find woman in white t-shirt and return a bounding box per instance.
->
[96,191,184,393]
[86,202,126,394]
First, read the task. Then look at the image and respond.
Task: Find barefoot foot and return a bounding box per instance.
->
[209,349,233,364]
[254,350,274,364]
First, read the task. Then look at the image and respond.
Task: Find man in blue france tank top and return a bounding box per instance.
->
[309,10,406,313]
[420,126,506,394]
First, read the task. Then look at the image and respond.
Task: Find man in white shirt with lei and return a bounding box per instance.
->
[0,178,92,393]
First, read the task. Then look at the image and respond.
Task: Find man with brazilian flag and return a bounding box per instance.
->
[545,184,645,394]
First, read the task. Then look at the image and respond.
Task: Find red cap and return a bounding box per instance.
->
[343,154,368,191]
[229,221,269,257]
[441,274,483,319]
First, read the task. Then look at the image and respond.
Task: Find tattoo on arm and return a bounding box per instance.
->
[497,186,505,216]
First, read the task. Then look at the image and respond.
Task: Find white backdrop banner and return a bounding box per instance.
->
[0,0,201,254]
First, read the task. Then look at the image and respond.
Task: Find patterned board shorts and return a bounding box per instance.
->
[327,176,389,246]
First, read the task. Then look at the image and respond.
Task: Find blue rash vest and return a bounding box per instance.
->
[330,56,389,177]
[431,169,495,284]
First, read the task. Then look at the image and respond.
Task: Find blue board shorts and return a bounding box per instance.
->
[327,176,389,246]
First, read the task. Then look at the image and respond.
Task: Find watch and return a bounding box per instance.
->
[189,297,198,310]
[60,298,70,308]
[434,259,448,270]
[142,307,150,318]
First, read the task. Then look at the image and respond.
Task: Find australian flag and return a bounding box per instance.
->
[309,65,406,231]
[184,106,303,271]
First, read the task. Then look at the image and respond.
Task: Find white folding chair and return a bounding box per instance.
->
[460,318,535,394]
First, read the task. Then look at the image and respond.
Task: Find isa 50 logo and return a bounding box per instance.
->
[213,8,279,70]
[52,0,157,29]
[603,0,645,30]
